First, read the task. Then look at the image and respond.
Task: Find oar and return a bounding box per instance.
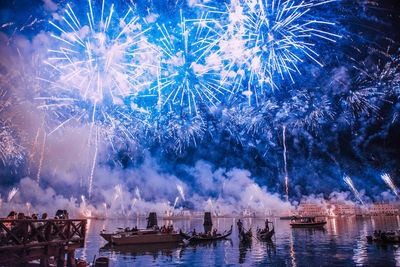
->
[181,230,196,245]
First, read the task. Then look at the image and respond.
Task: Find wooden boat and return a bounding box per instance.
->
[110,229,183,245]
[94,256,109,267]
[257,220,275,241]
[290,216,327,228]
[367,231,400,244]
[257,227,274,241]
[100,228,138,243]
[239,228,252,243]
[179,226,232,242]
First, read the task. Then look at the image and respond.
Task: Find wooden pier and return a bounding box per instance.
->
[0,218,87,266]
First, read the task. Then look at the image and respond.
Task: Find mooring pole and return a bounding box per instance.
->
[67,250,76,267]
[57,248,65,267]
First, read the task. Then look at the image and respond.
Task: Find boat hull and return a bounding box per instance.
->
[111,232,183,245]
[290,221,327,228]
[100,233,113,243]
[179,228,232,242]
[257,228,274,241]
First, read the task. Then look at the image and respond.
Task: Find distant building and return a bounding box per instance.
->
[191,211,204,218]
[330,201,357,216]
[298,201,327,217]
[371,202,397,215]
[241,208,256,218]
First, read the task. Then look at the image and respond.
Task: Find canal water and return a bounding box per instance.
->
[76,216,400,266]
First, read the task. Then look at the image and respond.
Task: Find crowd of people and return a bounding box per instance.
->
[0,210,68,245]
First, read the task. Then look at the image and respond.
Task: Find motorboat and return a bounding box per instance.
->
[290,216,327,228]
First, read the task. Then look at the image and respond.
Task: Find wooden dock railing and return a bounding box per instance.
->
[0,219,87,266]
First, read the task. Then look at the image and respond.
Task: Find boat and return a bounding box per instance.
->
[239,228,252,243]
[256,220,275,241]
[111,229,183,245]
[367,231,400,244]
[257,228,274,241]
[94,256,109,267]
[179,225,232,242]
[237,219,252,243]
[290,216,327,228]
[100,227,138,243]
[101,212,183,245]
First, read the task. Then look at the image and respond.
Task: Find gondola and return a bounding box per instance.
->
[179,225,232,242]
[257,220,275,241]
[238,228,252,243]
[256,227,274,241]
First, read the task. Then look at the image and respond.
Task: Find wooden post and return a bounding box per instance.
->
[203,212,213,233]
[57,249,65,267]
[146,212,158,229]
[40,256,49,267]
[67,250,76,267]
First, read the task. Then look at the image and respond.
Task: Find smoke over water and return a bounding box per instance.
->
[0,0,400,217]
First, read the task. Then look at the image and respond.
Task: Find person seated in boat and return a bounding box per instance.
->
[192,228,197,236]
[213,229,217,237]
[131,226,138,232]
[381,232,387,241]
[264,219,269,232]
[124,227,130,232]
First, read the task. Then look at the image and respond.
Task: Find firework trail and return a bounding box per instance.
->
[36,130,47,184]
[283,125,289,201]
[113,184,125,214]
[7,187,19,203]
[135,186,141,200]
[173,196,179,209]
[177,184,185,201]
[88,127,98,198]
[130,198,137,211]
[148,9,233,115]
[343,175,364,205]
[381,173,399,198]
[221,0,340,105]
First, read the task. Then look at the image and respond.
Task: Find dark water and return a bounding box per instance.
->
[76,216,400,266]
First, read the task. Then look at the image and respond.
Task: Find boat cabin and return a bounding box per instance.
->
[290,216,324,223]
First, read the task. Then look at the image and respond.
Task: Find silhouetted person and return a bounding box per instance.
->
[10,213,28,243]
[265,219,269,232]
[237,219,244,235]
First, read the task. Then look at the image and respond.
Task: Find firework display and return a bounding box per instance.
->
[0,0,399,204]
